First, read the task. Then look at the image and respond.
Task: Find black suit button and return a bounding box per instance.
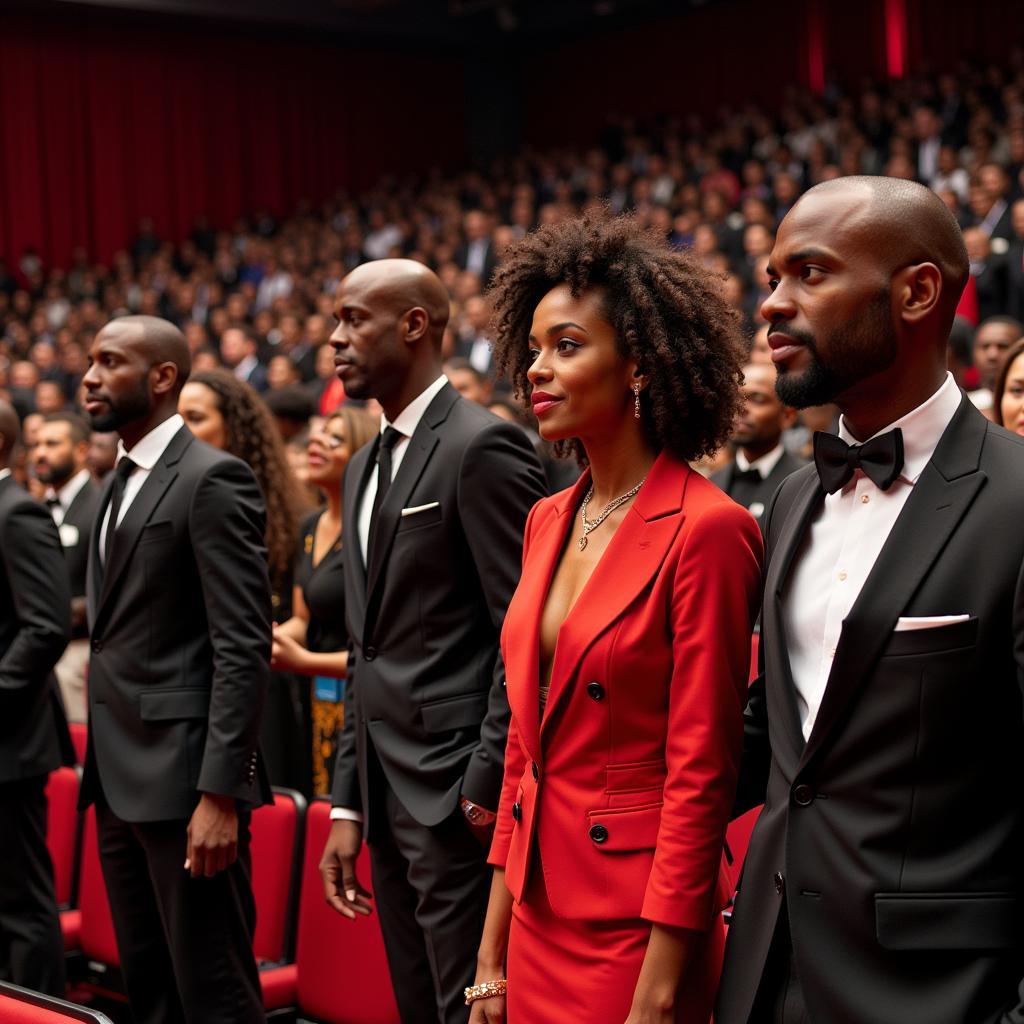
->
[512,802,521,821]
[586,681,605,701]
[792,784,814,807]
[774,871,785,895]
[91,640,103,654]
[531,762,539,781]
[589,823,609,844]
[364,646,377,661]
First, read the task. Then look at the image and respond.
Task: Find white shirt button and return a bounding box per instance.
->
[860,494,870,504]
[838,570,848,581]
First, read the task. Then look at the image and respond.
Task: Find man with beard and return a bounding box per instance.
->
[33,412,99,722]
[79,315,271,1024]
[0,399,73,997]
[717,177,1024,1024]
[318,260,545,1023]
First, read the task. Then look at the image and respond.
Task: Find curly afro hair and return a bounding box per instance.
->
[488,213,747,464]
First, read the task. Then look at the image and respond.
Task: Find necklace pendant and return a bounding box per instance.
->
[578,535,588,551]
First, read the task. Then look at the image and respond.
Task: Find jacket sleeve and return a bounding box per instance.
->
[330,643,361,812]
[188,458,272,802]
[456,421,547,811]
[641,500,764,930]
[0,499,71,699]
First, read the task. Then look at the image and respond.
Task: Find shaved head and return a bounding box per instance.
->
[0,399,19,461]
[342,259,450,344]
[105,315,192,383]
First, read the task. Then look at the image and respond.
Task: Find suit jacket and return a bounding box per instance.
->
[710,449,806,526]
[0,475,73,782]
[80,425,273,823]
[489,454,763,930]
[718,398,1024,1024]
[331,383,546,833]
[59,476,101,604]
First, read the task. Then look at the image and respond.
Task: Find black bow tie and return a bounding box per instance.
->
[813,428,905,494]
[732,467,763,485]
[45,496,61,508]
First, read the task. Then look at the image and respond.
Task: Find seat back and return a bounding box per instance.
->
[294,799,399,1024]
[77,807,120,967]
[251,787,306,964]
[0,981,115,1023]
[45,766,81,909]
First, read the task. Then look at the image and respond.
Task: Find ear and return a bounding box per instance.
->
[895,262,942,326]
[150,361,180,397]
[403,306,430,344]
[628,363,648,392]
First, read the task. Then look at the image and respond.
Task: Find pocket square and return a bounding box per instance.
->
[401,501,440,518]
[894,614,971,632]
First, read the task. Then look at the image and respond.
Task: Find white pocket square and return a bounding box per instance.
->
[400,501,440,518]
[894,614,971,632]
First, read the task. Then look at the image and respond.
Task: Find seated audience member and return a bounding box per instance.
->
[968,315,1022,414]
[34,379,66,415]
[220,325,268,392]
[994,336,1024,436]
[271,405,377,796]
[306,340,346,414]
[267,353,302,391]
[962,227,1009,323]
[178,369,311,794]
[264,385,317,442]
[86,429,118,482]
[32,412,99,722]
[711,362,804,524]
[444,356,493,406]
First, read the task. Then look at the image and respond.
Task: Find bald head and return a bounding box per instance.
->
[0,400,19,462]
[343,259,450,344]
[107,315,192,382]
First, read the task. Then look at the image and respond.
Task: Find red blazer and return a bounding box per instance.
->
[488,452,763,930]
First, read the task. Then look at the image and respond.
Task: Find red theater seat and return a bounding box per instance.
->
[76,808,119,969]
[0,981,115,1023]
[45,767,81,910]
[68,723,87,766]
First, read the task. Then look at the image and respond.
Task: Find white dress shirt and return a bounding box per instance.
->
[0,468,10,483]
[784,373,962,739]
[735,443,785,479]
[98,414,185,563]
[46,468,91,526]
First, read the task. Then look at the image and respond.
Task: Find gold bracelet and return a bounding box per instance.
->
[464,979,507,1005]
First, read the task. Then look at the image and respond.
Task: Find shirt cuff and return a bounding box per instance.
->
[330,807,365,823]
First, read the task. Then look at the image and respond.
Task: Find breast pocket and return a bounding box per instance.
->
[881,615,978,659]
[137,519,175,546]
[396,502,443,533]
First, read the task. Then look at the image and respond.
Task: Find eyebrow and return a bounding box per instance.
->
[528,320,589,342]
[767,246,836,276]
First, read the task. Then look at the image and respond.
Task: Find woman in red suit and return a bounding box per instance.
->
[467,215,763,1024]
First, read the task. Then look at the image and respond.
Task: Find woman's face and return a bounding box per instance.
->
[1000,352,1024,436]
[525,283,638,445]
[306,415,351,487]
[178,382,227,450]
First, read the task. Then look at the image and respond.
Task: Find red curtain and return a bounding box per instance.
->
[0,15,465,269]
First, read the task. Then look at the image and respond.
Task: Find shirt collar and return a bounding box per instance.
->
[117,413,185,471]
[837,372,962,485]
[735,443,785,478]
[382,376,449,440]
[51,468,92,508]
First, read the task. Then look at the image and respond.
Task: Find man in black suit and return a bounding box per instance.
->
[711,361,803,526]
[80,315,272,1024]
[717,177,1024,1024]
[319,259,545,1023]
[1004,198,1024,322]
[32,412,100,723]
[0,400,73,997]
[456,210,497,286]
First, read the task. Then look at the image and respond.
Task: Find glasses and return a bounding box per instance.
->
[312,431,346,450]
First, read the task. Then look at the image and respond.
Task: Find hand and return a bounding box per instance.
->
[319,819,373,919]
[271,625,308,674]
[460,794,496,848]
[185,793,238,879]
[467,964,506,1024]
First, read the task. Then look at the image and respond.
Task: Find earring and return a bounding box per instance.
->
[632,382,642,419]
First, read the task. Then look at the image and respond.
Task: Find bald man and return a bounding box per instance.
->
[80,316,272,1024]
[320,261,545,1023]
[718,178,1024,1024]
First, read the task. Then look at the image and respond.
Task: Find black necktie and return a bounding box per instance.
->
[367,427,402,563]
[103,456,137,565]
[813,428,904,495]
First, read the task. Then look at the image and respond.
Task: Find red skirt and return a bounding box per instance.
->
[507,862,724,1024]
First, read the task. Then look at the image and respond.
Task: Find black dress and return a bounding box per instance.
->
[295,509,348,796]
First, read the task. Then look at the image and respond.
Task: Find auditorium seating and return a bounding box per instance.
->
[0,982,114,1024]
[68,724,87,766]
[45,767,81,912]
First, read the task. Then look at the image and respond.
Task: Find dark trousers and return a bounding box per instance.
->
[95,800,264,1024]
[0,775,65,997]
[368,768,491,1024]
[750,908,812,1024]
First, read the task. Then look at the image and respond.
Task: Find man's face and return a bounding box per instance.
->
[220,329,248,367]
[87,432,118,479]
[974,322,1020,390]
[980,165,1008,202]
[32,421,80,486]
[732,364,793,449]
[1011,200,1024,241]
[329,271,407,403]
[81,323,155,432]
[761,187,899,409]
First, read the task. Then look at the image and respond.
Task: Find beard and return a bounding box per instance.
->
[774,289,897,409]
[35,454,75,486]
[87,378,153,432]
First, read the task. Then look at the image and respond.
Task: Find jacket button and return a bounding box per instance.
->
[774,871,785,895]
[91,640,103,654]
[531,762,539,781]
[586,681,605,701]
[512,802,521,821]
[589,823,609,844]
[792,784,813,807]
[364,646,377,661]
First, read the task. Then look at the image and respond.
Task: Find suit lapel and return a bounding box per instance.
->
[86,473,116,628]
[799,399,988,769]
[541,454,689,734]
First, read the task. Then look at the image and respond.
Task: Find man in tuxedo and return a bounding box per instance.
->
[220,325,268,392]
[711,362,803,526]
[717,176,1024,1024]
[32,412,100,722]
[456,210,497,285]
[80,315,272,1024]
[319,259,545,1023]
[0,399,73,997]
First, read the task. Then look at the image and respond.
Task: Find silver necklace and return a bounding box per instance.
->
[578,478,646,551]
